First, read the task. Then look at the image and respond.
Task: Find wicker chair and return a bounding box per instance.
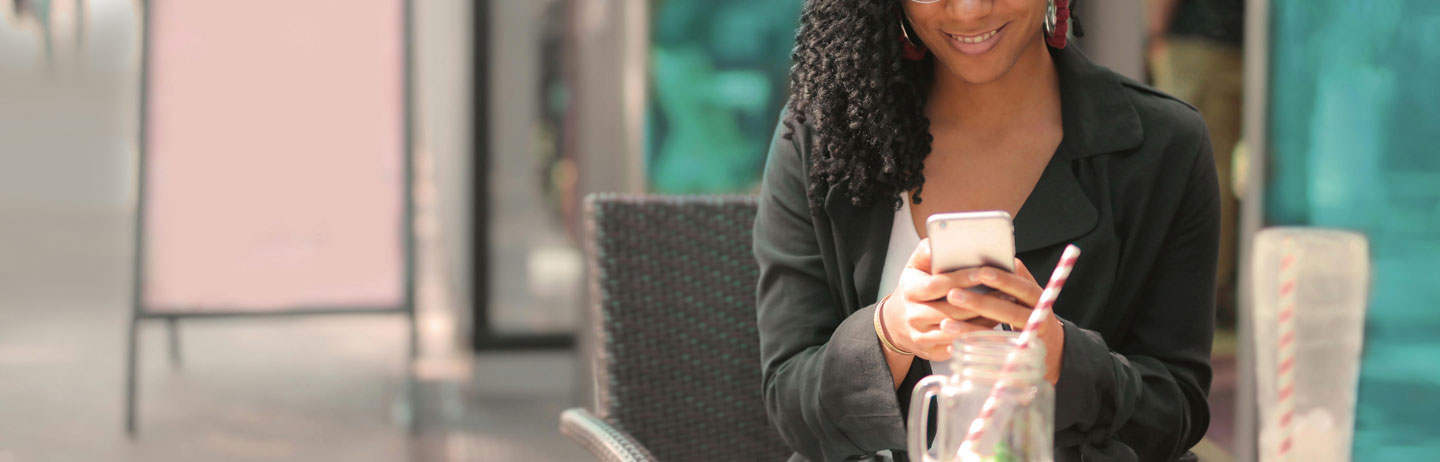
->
[561,194,793,462]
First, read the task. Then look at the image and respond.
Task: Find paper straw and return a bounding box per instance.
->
[958,244,1081,459]
[1274,239,1299,460]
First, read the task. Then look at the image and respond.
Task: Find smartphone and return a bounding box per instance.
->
[926,211,1016,281]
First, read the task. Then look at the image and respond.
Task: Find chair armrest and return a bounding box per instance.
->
[559,408,659,462]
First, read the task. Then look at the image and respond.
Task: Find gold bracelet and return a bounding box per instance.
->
[874,294,913,356]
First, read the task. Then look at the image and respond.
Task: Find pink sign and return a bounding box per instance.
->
[142,0,406,313]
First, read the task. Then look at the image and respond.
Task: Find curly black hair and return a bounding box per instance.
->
[784,0,933,210]
[783,0,1082,210]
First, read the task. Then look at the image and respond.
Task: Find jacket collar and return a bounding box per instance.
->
[1052,45,1144,158]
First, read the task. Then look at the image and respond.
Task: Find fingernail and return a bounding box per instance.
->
[950,289,967,303]
[942,319,961,333]
[979,269,996,281]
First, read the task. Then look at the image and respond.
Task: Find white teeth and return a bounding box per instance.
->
[953,28,999,44]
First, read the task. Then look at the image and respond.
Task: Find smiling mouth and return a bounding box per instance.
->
[948,25,1004,44]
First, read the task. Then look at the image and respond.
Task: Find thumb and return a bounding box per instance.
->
[907,238,932,273]
[1014,258,1035,282]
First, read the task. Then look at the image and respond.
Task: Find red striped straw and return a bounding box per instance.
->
[958,244,1082,459]
[1275,239,1300,460]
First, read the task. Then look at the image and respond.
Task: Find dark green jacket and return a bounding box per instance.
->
[754,46,1218,462]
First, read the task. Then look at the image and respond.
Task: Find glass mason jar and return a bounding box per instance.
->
[908,331,1055,462]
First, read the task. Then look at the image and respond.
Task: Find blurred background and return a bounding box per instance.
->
[0,0,1434,461]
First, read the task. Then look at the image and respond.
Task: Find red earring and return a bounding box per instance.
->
[1045,0,1071,49]
[898,19,928,61]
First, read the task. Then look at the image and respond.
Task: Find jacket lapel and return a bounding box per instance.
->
[1013,46,1145,253]
[823,181,894,311]
[1013,145,1099,253]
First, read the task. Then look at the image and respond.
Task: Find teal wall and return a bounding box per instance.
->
[1268,1,1440,457]
[645,0,802,193]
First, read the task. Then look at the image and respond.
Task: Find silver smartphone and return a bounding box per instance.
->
[926,211,1016,278]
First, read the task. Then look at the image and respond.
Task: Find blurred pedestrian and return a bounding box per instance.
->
[1148,0,1244,326]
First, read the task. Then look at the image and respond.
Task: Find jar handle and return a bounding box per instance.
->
[907,374,947,462]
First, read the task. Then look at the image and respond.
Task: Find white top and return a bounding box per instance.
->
[874,194,953,376]
[876,194,920,316]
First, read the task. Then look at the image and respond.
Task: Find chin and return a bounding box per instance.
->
[936,55,1013,85]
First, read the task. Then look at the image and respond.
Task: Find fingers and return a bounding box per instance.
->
[906,238,932,273]
[941,317,995,336]
[966,315,1003,329]
[910,319,988,344]
[910,318,995,361]
[1014,258,1035,282]
[947,288,1035,328]
[901,268,948,302]
[886,296,987,361]
[966,266,1044,308]
[915,344,952,361]
[904,299,982,331]
[904,263,1041,310]
[903,268,985,302]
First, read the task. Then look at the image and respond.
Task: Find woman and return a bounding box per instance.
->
[754,0,1218,461]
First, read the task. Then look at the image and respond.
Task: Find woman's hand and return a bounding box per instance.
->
[879,239,1001,363]
[943,259,1066,384]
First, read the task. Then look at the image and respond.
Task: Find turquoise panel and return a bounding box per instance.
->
[646,0,802,193]
[1268,1,1440,457]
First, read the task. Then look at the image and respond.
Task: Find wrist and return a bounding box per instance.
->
[875,294,913,356]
